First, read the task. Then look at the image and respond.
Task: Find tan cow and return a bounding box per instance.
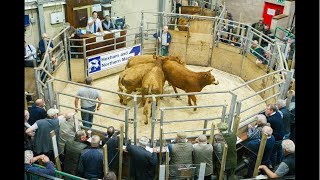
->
[126,54,185,68]
[162,60,219,111]
[177,18,189,31]
[141,56,165,125]
[118,63,156,105]
[125,55,156,69]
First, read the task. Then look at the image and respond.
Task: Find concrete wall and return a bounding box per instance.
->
[110,0,173,43]
[25,2,66,49]
[25,68,36,93]
[225,0,295,27]
[224,0,265,24]
[52,61,69,93]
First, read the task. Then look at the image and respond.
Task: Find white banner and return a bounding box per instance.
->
[87,44,141,75]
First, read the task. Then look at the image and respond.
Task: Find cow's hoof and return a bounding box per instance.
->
[193,108,197,111]
[160,97,164,100]
[144,121,148,125]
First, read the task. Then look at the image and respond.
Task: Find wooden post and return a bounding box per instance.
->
[236,13,242,36]
[103,144,109,177]
[165,151,169,180]
[25,93,28,110]
[50,130,62,172]
[219,143,228,180]
[252,133,268,177]
[203,120,208,135]
[232,115,241,135]
[209,123,215,145]
[159,126,163,165]
[118,125,124,180]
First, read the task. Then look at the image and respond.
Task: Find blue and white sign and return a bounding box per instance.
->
[88,44,141,74]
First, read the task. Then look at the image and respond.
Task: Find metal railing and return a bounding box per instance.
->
[31,8,293,144]
[53,78,131,141]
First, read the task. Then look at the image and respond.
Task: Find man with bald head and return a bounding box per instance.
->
[246,126,275,178]
[28,99,47,125]
[193,135,213,179]
[58,112,77,154]
[39,33,54,58]
[78,135,104,179]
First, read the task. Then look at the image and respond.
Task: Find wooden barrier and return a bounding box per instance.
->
[219,143,228,180]
[252,133,267,177]
[118,125,124,180]
[50,130,62,173]
[103,144,109,176]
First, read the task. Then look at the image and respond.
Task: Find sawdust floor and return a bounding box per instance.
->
[59,65,266,140]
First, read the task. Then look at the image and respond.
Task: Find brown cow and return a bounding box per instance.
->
[181,6,215,16]
[118,63,155,105]
[127,54,185,68]
[177,18,189,31]
[162,60,219,111]
[141,56,165,124]
[125,54,156,69]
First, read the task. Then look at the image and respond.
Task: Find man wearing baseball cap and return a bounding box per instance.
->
[26,108,64,162]
[216,122,238,180]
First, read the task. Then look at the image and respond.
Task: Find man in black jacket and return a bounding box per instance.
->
[275,99,291,139]
[126,136,158,180]
[28,99,47,125]
[78,135,104,179]
[262,104,285,167]
[64,130,88,175]
[105,126,119,174]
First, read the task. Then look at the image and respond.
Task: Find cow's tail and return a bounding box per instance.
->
[142,84,153,106]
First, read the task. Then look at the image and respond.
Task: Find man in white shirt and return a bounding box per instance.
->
[86,11,103,34]
[25,41,39,67]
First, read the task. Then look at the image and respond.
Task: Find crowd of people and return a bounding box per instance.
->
[243,89,296,178]
[24,90,295,179]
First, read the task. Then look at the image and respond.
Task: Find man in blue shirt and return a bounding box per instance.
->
[24,150,55,177]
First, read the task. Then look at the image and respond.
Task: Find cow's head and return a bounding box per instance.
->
[204,69,219,85]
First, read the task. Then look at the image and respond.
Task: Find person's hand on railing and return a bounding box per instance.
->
[40,155,50,163]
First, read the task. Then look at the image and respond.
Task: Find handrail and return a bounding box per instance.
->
[160,104,226,110]
[32,164,85,180]
[58,92,130,110]
[53,78,133,97]
[231,69,285,91]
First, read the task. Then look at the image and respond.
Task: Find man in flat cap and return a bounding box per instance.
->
[252,18,264,41]
[216,122,237,180]
[168,131,193,178]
